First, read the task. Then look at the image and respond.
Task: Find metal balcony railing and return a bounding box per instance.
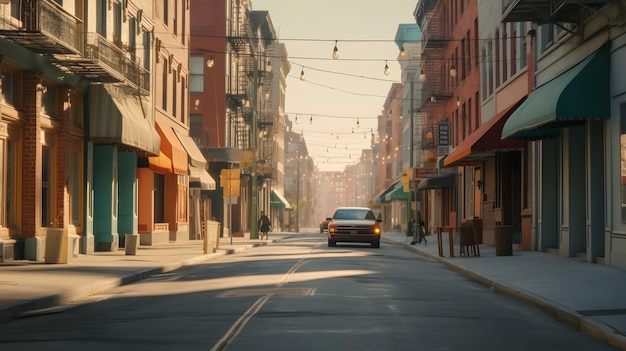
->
[85,33,149,94]
[0,0,83,55]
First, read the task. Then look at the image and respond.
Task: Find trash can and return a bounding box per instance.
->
[125,234,139,255]
[494,225,513,256]
[45,229,68,264]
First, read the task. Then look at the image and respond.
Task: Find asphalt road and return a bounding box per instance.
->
[0,233,617,350]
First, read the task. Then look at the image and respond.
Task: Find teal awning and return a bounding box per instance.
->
[502,44,609,140]
[387,182,410,201]
[271,189,292,209]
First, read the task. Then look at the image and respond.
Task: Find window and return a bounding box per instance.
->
[113,2,122,45]
[2,70,19,107]
[461,38,466,80]
[143,31,151,71]
[42,145,51,226]
[70,145,82,226]
[163,0,169,26]
[174,0,178,36]
[177,175,187,222]
[495,29,500,88]
[519,22,527,69]
[540,24,554,53]
[488,40,494,96]
[70,91,83,128]
[128,17,137,61]
[181,0,186,45]
[162,57,168,111]
[181,77,186,125]
[0,139,5,227]
[481,47,488,100]
[0,136,17,228]
[96,0,107,36]
[510,23,517,76]
[502,26,508,82]
[619,102,626,223]
[190,55,204,93]
[172,69,177,118]
[41,86,57,118]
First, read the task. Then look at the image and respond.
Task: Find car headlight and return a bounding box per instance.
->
[374,227,381,234]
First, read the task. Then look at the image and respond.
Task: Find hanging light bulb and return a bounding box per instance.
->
[309,115,313,125]
[450,65,457,77]
[332,40,339,59]
[384,61,390,76]
[356,117,360,128]
[400,45,406,57]
[295,116,298,124]
[206,52,215,68]
[420,69,426,82]
[457,96,461,107]
[300,67,305,81]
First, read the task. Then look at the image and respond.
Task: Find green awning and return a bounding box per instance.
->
[502,44,609,140]
[417,173,457,190]
[387,182,410,201]
[271,189,292,209]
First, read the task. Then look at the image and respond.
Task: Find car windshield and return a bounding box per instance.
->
[333,209,375,220]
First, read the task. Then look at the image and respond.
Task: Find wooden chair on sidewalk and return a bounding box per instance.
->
[459,222,480,257]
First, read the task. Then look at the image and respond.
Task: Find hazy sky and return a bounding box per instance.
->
[251,0,418,171]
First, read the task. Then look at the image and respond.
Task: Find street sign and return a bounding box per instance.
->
[414,167,438,179]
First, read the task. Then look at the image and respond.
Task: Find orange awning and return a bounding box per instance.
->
[148,151,173,174]
[444,97,527,167]
[155,120,188,175]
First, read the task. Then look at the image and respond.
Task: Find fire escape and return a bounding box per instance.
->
[0,0,149,95]
[502,0,612,25]
[415,0,451,154]
[226,2,253,150]
[250,11,275,181]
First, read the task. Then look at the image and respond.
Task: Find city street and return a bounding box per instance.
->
[0,233,617,351]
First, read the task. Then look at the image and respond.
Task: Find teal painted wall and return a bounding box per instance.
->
[118,152,138,246]
[93,145,118,244]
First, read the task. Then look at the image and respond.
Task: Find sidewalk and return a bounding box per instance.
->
[1,231,625,350]
[0,233,293,323]
[382,232,626,350]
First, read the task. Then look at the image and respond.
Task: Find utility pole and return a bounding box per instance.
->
[250,52,260,239]
[295,149,300,233]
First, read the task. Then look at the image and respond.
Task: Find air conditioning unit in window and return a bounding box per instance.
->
[438,145,451,156]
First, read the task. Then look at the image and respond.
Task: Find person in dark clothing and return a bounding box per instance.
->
[410,214,427,246]
[259,211,271,239]
[407,219,414,237]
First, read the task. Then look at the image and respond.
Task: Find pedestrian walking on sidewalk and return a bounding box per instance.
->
[259,211,271,240]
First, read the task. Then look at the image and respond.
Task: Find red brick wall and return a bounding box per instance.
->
[55,87,70,228]
[21,71,43,238]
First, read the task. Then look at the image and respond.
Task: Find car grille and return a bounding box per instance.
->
[333,225,377,234]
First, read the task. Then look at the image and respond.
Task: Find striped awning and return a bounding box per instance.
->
[88,84,160,156]
[189,165,216,190]
[154,120,188,175]
[173,128,206,168]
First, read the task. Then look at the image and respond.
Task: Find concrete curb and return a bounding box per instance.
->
[0,239,278,323]
[386,237,626,350]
